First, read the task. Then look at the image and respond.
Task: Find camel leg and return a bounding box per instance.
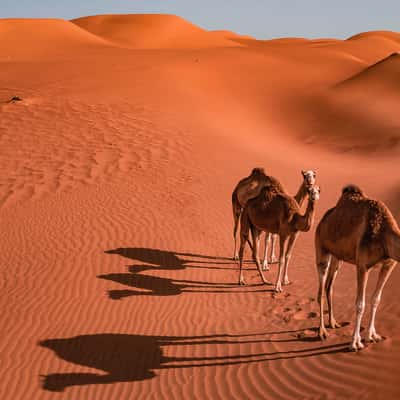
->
[316,245,331,340]
[246,237,254,252]
[350,266,370,351]
[326,257,342,329]
[366,259,396,343]
[270,234,278,263]
[275,235,289,293]
[238,232,247,285]
[251,225,269,284]
[238,209,250,285]
[262,232,271,271]
[232,208,242,261]
[282,232,299,285]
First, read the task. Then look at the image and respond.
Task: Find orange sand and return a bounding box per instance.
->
[1,14,400,400]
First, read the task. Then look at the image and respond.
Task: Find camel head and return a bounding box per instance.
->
[302,170,316,187]
[308,185,321,202]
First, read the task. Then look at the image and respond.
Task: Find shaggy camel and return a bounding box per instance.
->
[232,169,316,270]
[315,185,400,351]
[238,182,320,292]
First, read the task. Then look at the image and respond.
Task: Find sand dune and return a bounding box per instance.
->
[291,51,400,152]
[211,30,255,41]
[0,19,113,60]
[1,14,400,400]
[347,30,400,42]
[337,52,400,91]
[72,14,241,49]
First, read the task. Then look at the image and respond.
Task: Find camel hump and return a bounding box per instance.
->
[251,167,266,176]
[260,179,281,194]
[267,176,285,193]
[259,185,276,198]
[342,184,364,196]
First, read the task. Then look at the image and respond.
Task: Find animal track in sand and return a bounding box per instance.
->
[271,295,317,323]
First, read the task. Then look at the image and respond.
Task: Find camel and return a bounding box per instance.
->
[238,181,320,292]
[232,168,316,270]
[315,184,400,351]
[261,169,316,271]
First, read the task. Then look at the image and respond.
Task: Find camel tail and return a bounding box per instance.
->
[232,190,241,219]
[386,228,400,262]
[232,189,244,260]
[239,208,254,251]
[239,207,250,239]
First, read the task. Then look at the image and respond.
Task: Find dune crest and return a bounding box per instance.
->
[347,30,400,42]
[337,52,400,91]
[71,14,241,49]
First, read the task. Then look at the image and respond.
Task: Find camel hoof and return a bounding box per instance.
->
[233,255,238,261]
[283,279,291,286]
[329,320,342,329]
[366,333,383,343]
[239,279,246,286]
[262,264,270,271]
[349,342,364,352]
[350,337,364,351]
[274,286,282,293]
[318,327,329,340]
[269,257,278,264]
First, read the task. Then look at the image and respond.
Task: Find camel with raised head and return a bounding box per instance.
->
[238,182,320,292]
[232,169,316,270]
[315,184,400,351]
[261,170,317,271]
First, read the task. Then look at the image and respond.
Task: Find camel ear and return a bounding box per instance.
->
[313,170,317,177]
[301,170,306,176]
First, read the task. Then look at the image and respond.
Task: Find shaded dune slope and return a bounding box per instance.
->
[336,52,400,91]
[288,48,400,153]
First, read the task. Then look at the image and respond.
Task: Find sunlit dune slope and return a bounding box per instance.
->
[71,14,241,49]
[0,18,113,60]
[347,30,400,42]
[211,30,254,40]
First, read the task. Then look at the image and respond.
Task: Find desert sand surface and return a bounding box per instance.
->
[1,14,400,400]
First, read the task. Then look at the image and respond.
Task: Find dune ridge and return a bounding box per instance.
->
[71,14,242,49]
[336,52,400,91]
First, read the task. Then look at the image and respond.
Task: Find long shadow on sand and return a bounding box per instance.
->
[105,247,236,272]
[101,247,268,298]
[40,331,349,392]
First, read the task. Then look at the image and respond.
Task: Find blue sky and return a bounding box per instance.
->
[1,1,399,39]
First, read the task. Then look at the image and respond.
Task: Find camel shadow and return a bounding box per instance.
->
[39,331,349,392]
[98,269,270,298]
[105,248,238,273]
[102,248,271,298]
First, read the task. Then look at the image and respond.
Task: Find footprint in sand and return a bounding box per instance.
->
[292,310,318,321]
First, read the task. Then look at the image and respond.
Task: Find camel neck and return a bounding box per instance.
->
[295,198,316,232]
[294,183,308,207]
